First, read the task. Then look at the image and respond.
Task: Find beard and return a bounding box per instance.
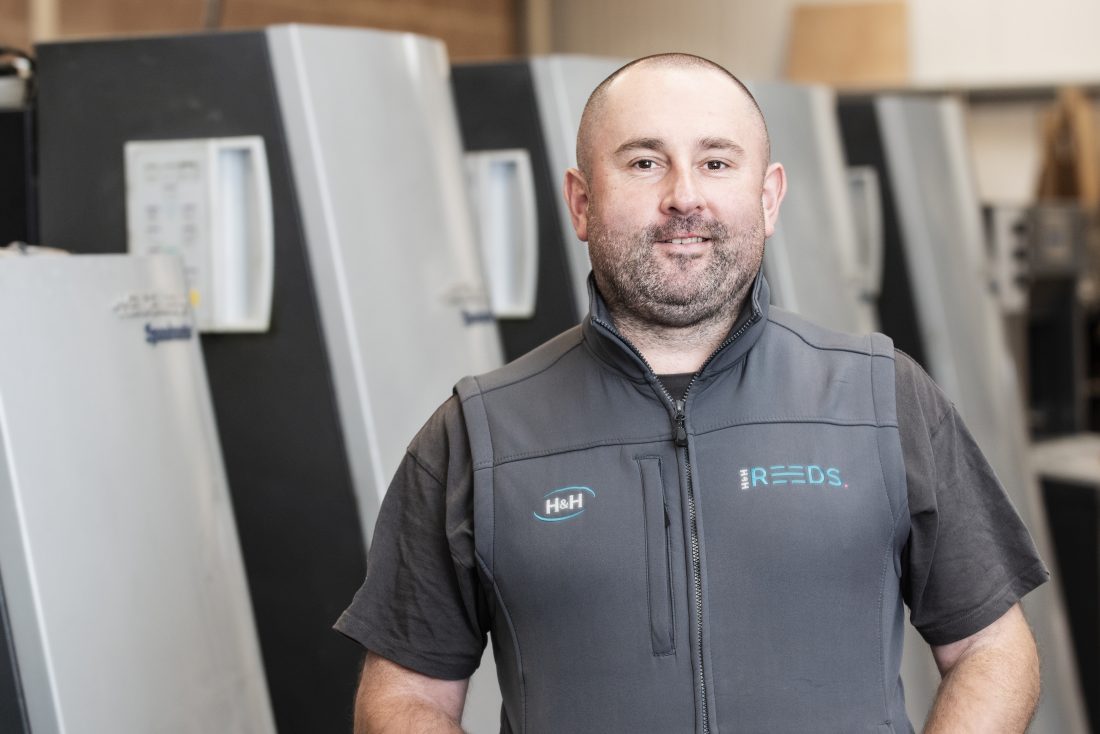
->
[587,209,765,329]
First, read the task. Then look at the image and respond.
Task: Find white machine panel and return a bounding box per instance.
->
[266,25,503,540]
[530,55,625,317]
[0,254,275,733]
[125,136,274,333]
[265,26,508,733]
[750,82,877,334]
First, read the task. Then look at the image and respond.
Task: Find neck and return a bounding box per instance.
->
[611,305,741,375]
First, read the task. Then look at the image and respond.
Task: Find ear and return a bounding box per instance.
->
[760,162,787,238]
[563,167,591,242]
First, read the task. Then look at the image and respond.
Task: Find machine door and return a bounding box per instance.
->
[0,254,274,734]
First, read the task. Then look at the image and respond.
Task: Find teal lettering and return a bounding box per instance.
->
[807,465,825,484]
[751,467,768,486]
[826,468,842,487]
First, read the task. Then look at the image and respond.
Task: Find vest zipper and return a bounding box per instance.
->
[593,306,761,734]
[677,310,761,734]
[673,395,711,733]
[686,437,709,731]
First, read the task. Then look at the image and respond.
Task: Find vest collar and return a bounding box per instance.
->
[582,267,770,383]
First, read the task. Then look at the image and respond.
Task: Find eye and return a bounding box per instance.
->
[705,160,729,171]
[631,158,657,170]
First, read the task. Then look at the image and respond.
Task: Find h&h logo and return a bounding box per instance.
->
[533,486,596,523]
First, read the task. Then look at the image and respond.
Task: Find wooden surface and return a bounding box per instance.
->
[221,0,517,59]
[785,1,908,87]
[4,0,516,60]
[1037,87,1100,209]
[56,0,203,38]
[521,0,551,55]
[0,0,30,51]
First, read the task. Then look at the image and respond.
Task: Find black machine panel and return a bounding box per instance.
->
[1029,278,1085,436]
[0,573,30,734]
[452,61,580,362]
[0,108,36,245]
[35,33,366,733]
[1041,478,1100,732]
[836,99,929,369]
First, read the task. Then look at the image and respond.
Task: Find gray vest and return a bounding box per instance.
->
[456,275,911,734]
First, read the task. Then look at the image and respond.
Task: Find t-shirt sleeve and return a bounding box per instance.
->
[333,396,488,680]
[895,350,1050,646]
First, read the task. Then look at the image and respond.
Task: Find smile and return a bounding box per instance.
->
[663,236,709,244]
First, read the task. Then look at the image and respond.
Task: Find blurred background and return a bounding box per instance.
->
[2,1,1099,733]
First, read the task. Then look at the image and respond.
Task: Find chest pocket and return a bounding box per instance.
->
[637,455,674,655]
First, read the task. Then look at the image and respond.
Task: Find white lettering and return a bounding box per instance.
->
[546,493,584,515]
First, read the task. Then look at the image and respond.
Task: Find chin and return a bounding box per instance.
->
[642,301,727,329]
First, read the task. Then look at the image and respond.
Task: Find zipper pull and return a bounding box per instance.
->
[673,399,688,447]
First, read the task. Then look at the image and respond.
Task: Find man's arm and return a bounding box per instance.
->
[923,603,1040,733]
[354,652,469,734]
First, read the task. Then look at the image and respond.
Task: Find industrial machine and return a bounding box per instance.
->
[452,55,622,358]
[839,94,1090,733]
[34,26,504,733]
[0,253,275,734]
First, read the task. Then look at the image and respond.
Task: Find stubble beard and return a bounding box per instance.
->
[588,210,765,331]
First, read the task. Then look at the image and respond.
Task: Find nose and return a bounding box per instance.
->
[660,165,705,216]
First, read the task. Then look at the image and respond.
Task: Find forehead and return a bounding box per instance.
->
[593,65,765,157]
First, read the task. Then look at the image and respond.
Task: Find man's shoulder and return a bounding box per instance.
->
[405,393,471,477]
[460,324,586,396]
[765,307,894,360]
[893,348,954,431]
[764,309,953,426]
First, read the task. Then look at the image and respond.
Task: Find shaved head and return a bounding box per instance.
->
[576,53,770,176]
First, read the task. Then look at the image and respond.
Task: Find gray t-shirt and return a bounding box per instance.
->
[334,350,1049,680]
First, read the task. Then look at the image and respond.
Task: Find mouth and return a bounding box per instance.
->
[658,235,710,245]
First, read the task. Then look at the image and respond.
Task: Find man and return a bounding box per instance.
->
[336,54,1047,733]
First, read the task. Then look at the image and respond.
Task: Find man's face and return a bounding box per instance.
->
[566,65,785,329]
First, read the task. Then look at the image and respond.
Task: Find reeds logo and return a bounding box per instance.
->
[738,465,846,490]
[533,486,595,522]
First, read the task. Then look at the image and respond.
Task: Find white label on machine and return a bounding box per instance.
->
[124,136,275,333]
[111,292,190,320]
[111,290,195,345]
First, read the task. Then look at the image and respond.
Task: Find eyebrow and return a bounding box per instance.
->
[614,137,665,156]
[699,137,748,158]
[613,136,748,158]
